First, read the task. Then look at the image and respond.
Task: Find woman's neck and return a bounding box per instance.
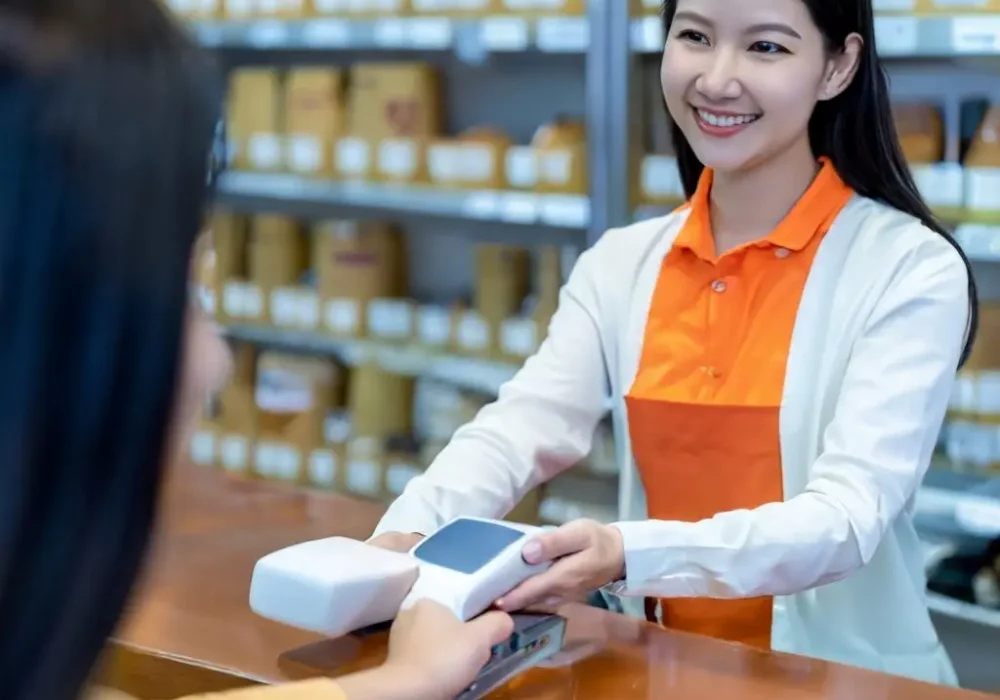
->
[709,138,820,255]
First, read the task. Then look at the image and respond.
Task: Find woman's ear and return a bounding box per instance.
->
[819,32,863,101]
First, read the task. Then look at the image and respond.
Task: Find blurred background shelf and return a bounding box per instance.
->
[192,15,590,53]
[631,13,1000,57]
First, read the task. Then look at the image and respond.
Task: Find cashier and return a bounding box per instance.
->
[371,0,976,687]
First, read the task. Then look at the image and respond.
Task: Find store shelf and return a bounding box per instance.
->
[917,470,1000,542]
[217,171,590,232]
[221,324,520,396]
[630,14,1000,57]
[191,15,590,53]
[928,592,1000,629]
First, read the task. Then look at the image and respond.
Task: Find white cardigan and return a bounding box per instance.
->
[374,196,969,685]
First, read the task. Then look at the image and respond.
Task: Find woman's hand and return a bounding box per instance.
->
[496,519,625,612]
[384,600,514,700]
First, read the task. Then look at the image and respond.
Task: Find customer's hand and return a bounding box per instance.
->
[495,519,625,612]
[368,531,425,553]
[385,600,514,700]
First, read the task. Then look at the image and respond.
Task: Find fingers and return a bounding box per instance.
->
[467,610,515,648]
[521,521,594,565]
[497,559,578,611]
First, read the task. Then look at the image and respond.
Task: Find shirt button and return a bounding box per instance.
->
[775,248,790,259]
[711,279,727,293]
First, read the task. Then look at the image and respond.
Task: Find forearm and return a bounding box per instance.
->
[337,666,438,700]
[610,486,866,599]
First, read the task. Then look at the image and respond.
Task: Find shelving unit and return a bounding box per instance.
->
[181,3,1000,666]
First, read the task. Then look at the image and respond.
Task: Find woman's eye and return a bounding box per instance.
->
[750,41,789,55]
[677,29,710,45]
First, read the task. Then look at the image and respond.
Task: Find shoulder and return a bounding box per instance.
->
[841,196,969,296]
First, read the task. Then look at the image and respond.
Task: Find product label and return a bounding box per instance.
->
[347,461,381,496]
[336,138,370,177]
[255,368,314,413]
[190,430,216,466]
[457,313,489,351]
[378,140,418,178]
[386,463,421,496]
[641,155,684,199]
[500,318,538,357]
[480,17,530,51]
[418,307,452,347]
[505,147,538,189]
[220,435,249,472]
[368,300,413,339]
[288,136,323,173]
[325,299,360,335]
[308,450,338,486]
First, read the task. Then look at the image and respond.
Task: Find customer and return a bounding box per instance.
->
[0,1,511,699]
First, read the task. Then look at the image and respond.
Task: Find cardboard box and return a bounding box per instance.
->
[532,118,587,195]
[475,244,530,322]
[349,62,443,142]
[248,215,310,290]
[314,220,406,336]
[228,69,284,171]
[253,352,343,484]
[428,127,509,190]
[895,103,944,165]
[349,364,414,437]
[285,68,347,177]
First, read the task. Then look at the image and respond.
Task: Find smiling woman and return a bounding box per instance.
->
[369,0,976,687]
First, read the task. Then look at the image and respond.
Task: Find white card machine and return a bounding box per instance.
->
[249,517,552,638]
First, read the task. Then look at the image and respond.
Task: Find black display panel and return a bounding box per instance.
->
[412,519,525,575]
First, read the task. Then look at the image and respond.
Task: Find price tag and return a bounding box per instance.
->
[541,195,589,228]
[951,16,1000,54]
[873,15,918,56]
[500,193,539,223]
[462,190,500,219]
[302,19,351,47]
[347,461,381,496]
[536,17,589,52]
[309,450,338,486]
[479,17,529,51]
[409,18,453,48]
[247,20,289,48]
[500,318,537,357]
[374,18,407,47]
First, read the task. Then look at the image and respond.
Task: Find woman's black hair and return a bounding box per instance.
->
[0,3,222,699]
[661,0,978,366]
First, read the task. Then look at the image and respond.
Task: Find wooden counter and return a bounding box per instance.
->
[98,465,993,699]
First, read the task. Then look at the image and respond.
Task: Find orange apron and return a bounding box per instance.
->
[625,160,853,649]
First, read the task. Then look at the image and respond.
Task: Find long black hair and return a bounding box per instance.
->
[0,2,222,699]
[661,0,978,365]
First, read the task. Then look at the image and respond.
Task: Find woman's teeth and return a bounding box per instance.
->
[697,109,759,127]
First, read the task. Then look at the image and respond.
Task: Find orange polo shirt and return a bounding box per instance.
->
[630,158,854,406]
[625,158,854,647]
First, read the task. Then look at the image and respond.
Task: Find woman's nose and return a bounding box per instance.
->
[695,50,743,102]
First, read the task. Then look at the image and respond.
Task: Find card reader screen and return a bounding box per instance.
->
[413,520,525,575]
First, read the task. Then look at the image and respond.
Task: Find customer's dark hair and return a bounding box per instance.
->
[661,0,978,365]
[0,2,222,698]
